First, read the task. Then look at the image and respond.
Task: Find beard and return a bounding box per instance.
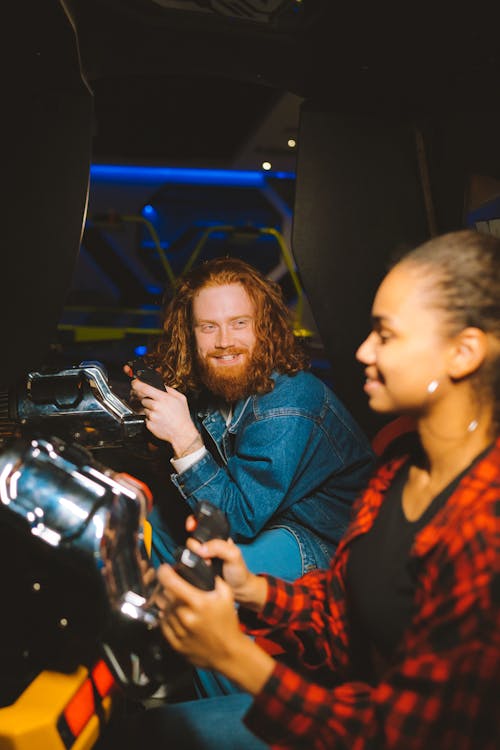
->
[196,346,263,403]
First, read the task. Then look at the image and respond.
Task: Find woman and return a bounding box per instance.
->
[123,229,500,749]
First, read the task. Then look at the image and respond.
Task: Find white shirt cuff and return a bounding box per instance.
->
[170,445,207,474]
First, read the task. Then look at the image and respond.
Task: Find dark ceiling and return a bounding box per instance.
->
[73,0,318,165]
[66,0,500,165]
[89,75,281,164]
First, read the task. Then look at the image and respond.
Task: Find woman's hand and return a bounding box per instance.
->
[184,523,268,611]
[156,564,276,695]
[128,378,202,457]
[156,564,244,671]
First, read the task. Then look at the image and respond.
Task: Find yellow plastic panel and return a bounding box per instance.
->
[0,667,95,750]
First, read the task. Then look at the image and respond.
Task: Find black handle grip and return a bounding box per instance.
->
[174,501,230,589]
[192,500,230,543]
[128,358,165,391]
[173,548,216,591]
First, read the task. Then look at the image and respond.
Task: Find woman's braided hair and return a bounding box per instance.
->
[400,229,500,428]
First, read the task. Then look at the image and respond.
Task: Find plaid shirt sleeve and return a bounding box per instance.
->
[243,449,500,749]
[241,568,352,679]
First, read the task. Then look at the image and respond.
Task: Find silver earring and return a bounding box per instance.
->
[427,379,439,394]
[467,419,478,433]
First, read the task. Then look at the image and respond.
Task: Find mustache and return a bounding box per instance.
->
[205,348,248,358]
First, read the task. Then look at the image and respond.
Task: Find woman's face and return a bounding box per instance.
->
[356,262,452,416]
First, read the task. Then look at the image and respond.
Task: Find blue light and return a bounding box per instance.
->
[466,196,500,226]
[142,204,155,217]
[134,345,148,356]
[90,164,295,187]
[141,240,170,249]
[146,285,163,295]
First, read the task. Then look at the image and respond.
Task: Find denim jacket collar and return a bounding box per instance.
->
[196,395,252,436]
[193,374,281,435]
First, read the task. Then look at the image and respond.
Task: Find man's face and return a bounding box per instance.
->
[192,283,258,401]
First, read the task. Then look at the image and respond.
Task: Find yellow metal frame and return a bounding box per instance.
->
[0,666,112,750]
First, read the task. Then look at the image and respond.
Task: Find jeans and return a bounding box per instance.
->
[102,693,268,750]
[148,504,306,579]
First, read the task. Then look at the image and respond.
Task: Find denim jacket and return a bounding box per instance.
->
[170,371,375,570]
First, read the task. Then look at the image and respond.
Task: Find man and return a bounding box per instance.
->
[128,257,374,581]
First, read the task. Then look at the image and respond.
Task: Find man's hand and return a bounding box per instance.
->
[129,377,203,457]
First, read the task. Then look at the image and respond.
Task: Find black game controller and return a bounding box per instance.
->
[128,357,166,391]
[174,501,230,591]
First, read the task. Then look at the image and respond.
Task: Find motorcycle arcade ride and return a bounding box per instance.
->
[0,362,212,750]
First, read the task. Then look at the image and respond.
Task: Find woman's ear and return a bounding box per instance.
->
[448,327,488,380]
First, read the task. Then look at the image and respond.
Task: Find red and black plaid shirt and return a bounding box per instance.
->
[243,438,500,749]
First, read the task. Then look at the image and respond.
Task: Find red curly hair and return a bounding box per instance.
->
[146,257,309,394]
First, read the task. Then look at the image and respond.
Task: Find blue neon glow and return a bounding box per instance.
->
[90,164,295,187]
[134,345,148,356]
[146,285,163,295]
[142,240,170,249]
[466,196,500,226]
[142,204,156,216]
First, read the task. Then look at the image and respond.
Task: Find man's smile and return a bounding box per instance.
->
[208,350,247,366]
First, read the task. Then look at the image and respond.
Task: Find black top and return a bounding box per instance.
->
[346,444,493,681]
